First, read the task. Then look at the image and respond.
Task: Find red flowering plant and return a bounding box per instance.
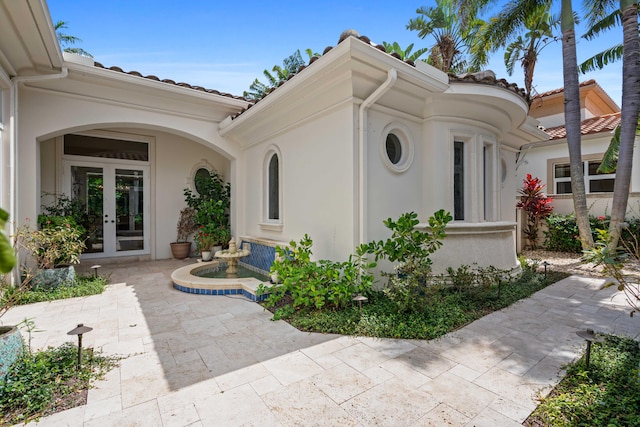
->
[194,224,216,252]
[194,224,231,252]
[516,174,553,249]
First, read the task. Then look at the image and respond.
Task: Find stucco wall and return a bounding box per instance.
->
[241,104,356,261]
[19,83,235,260]
[366,109,423,244]
[517,134,640,217]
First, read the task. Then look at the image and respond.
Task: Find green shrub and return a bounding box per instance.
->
[528,334,640,426]
[260,235,375,318]
[364,210,452,313]
[2,275,107,305]
[0,343,119,425]
[286,269,567,339]
[543,214,638,253]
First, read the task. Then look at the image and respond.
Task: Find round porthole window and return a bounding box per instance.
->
[380,125,414,173]
[194,167,211,195]
[386,134,402,165]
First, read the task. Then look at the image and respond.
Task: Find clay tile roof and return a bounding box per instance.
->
[544,112,621,140]
[230,30,527,119]
[533,79,597,99]
[92,61,249,101]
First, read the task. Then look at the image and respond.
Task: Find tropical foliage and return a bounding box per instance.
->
[517,174,554,249]
[243,49,319,100]
[381,41,428,62]
[54,20,92,58]
[407,0,487,73]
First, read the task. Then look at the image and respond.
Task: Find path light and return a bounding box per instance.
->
[67,323,93,370]
[576,329,604,369]
[352,293,368,316]
[90,265,101,278]
[541,261,550,279]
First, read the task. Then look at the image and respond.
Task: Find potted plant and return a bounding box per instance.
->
[194,225,216,261]
[170,207,196,259]
[184,169,231,254]
[15,216,86,290]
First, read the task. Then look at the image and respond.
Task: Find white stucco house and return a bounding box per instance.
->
[1,0,549,274]
[517,80,640,221]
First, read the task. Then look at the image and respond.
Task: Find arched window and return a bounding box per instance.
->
[268,153,279,220]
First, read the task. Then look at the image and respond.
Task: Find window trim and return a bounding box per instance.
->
[548,153,615,195]
[260,145,283,231]
[379,123,414,173]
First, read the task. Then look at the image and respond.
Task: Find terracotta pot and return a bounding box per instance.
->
[170,242,192,259]
[0,326,24,379]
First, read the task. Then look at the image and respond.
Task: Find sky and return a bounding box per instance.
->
[46,0,624,106]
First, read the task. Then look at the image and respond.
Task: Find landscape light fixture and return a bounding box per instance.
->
[352,293,368,316]
[541,261,550,278]
[576,329,603,369]
[90,265,101,278]
[67,323,93,370]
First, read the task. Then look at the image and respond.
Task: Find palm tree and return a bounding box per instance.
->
[607,0,640,250]
[244,49,319,100]
[477,3,558,98]
[582,0,640,250]
[407,0,486,73]
[54,21,92,58]
[381,42,429,62]
[460,0,593,249]
[560,0,594,249]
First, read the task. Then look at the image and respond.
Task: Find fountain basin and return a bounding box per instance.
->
[171,260,272,301]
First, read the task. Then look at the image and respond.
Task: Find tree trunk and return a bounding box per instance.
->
[607,0,640,251]
[561,0,594,249]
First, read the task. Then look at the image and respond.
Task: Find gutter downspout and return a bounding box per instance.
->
[357,68,397,245]
[9,67,68,233]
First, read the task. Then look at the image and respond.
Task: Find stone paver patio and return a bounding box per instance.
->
[2,259,638,426]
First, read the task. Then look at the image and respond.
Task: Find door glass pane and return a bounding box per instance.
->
[116,169,144,252]
[71,166,104,253]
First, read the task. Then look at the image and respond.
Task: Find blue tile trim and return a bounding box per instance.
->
[173,282,269,302]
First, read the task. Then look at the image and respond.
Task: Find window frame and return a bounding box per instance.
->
[549,154,615,195]
[260,146,283,231]
[379,123,414,173]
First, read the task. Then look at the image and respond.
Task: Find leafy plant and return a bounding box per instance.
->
[284,268,566,339]
[40,192,99,247]
[2,275,107,306]
[363,210,452,313]
[527,334,640,426]
[15,218,85,269]
[0,208,16,273]
[0,342,119,425]
[517,174,553,249]
[184,169,231,246]
[260,235,375,318]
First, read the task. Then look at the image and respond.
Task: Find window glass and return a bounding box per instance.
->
[590,178,615,193]
[453,141,464,220]
[385,134,402,165]
[64,134,149,161]
[268,154,279,220]
[554,164,571,178]
[553,160,614,194]
[194,168,210,196]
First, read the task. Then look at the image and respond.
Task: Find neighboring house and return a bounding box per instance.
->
[1,1,547,273]
[518,80,640,219]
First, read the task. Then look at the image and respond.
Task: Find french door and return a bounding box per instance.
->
[63,161,150,258]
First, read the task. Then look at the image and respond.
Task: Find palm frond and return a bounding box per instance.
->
[579,44,623,72]
[582,10,622,39]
